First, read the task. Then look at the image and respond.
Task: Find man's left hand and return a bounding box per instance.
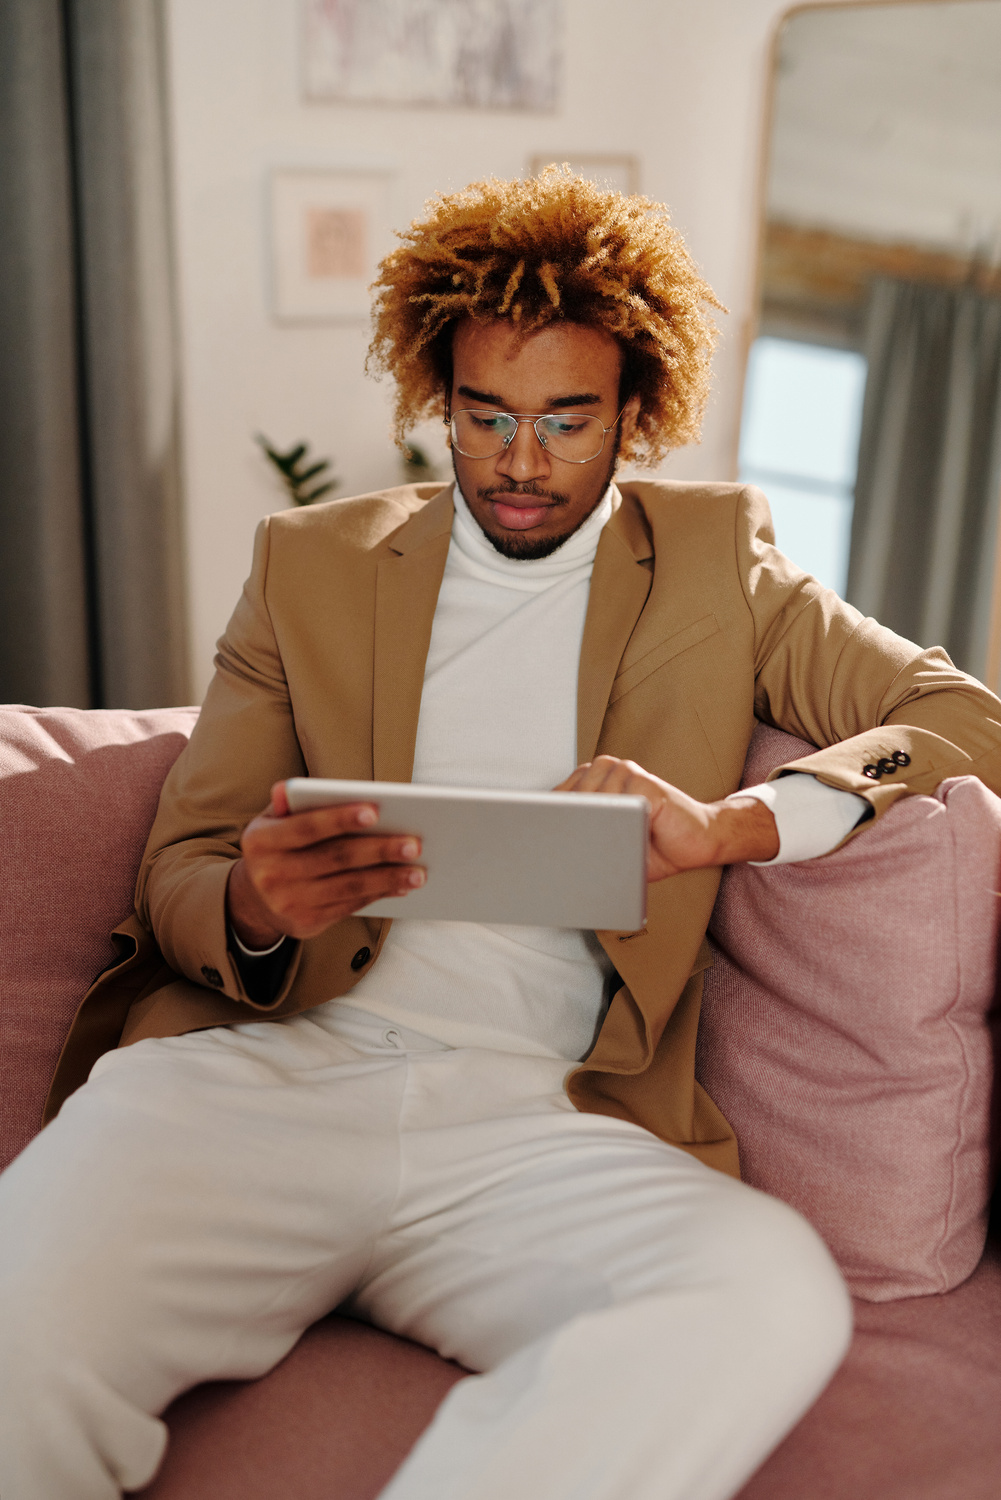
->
[556,756,779,879]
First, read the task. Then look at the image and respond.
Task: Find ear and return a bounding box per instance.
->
[619,392,642,447]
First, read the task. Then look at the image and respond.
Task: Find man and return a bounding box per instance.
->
[3,169,1001,1500]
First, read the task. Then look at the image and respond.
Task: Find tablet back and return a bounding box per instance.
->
[284,779,648,929]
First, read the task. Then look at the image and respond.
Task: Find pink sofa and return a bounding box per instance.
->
[1,703,999,1499]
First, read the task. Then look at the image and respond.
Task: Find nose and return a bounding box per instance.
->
[494,418,552,484]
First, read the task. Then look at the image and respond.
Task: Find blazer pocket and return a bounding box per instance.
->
[609,614,721,706]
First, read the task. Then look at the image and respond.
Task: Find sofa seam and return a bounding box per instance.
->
[937,788,979,1291]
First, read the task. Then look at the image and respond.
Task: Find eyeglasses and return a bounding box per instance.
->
[447,406,626,464]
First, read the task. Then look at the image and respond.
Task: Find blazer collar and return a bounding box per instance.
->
[602,482,655,563]
[577,485,654,763]
[386,483,455,555]
[372,485,455,782]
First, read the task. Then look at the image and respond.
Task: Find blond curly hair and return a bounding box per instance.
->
[367,166,723,464]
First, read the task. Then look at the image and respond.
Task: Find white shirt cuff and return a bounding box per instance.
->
[726,774,870,865]
[230,928,287,958]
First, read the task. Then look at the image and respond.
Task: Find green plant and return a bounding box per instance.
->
[401,440,438,484]
[256,434,339,506]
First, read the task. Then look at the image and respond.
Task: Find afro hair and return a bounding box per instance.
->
[367,166,724,464]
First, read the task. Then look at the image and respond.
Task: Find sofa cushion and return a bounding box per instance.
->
[697,723,1001,1301]
[734,1239,1001,1500]
[131,1316,466,1500]
[0,705,197,1171]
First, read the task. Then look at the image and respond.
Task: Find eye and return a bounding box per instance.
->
[470,412,510,432]
[541,416,589,437]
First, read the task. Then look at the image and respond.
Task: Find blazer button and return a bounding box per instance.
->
[862,764,881,780]
[892,751,911,767]
[200,965,223,988]
[350,946,372,971]
[877,757,897,776]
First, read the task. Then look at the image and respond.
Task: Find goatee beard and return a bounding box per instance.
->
[488,534,570,560]
[477,493,573,560]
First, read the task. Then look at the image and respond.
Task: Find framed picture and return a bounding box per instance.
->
[302,0,562,111]
[269,170,392,322]
[528,155,640,196]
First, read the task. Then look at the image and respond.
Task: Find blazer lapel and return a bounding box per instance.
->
[577,487,654,764]
[372,485,454,782]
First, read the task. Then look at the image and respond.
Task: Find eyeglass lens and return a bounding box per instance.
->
[450,410,607,463]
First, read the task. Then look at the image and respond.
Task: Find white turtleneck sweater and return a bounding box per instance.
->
[343,484,618,1059]
[334,483,867,1059]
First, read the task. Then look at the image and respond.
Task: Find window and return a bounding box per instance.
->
[738,337,868,595]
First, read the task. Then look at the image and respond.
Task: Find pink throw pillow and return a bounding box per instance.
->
[697,723,1000,1300]
[0,705,197,1171]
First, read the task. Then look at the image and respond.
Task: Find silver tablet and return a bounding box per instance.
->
[283,778,649,930]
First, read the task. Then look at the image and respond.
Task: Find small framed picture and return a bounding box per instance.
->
[528,155,640,196]
[269,170,393,323]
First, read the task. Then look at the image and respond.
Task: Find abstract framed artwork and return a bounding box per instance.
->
[269,170,392,323]
[302,0,562,111]
[528,155,640,195]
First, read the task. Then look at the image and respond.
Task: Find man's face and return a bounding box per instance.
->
[448,318,640,559]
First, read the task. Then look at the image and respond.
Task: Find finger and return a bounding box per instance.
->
[645,803,681,880]
[319,861,427,911]
[248,833,422,888]
[562,756,637,794]
[553,763,592,792]
[244,802,382,854]
[275,862,428,935]
[269,781,290,817]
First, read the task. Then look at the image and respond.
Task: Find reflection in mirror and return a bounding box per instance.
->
[742,0,1001,684]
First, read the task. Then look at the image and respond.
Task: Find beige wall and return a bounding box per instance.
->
[164,0,855,696]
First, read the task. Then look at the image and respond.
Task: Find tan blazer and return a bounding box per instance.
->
[44,481,1001,1174]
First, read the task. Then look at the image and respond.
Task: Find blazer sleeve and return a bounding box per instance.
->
[735,485,1001,826]
[133,515,307,1007]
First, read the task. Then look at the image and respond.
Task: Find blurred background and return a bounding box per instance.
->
[1,0,999,707]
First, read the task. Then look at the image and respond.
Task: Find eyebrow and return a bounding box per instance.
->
[456,385,604,410]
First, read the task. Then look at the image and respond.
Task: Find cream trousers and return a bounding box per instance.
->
[0,1004,851,1500]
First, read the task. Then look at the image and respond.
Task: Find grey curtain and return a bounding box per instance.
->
[847,277,1001,684]
[0,0,189,708]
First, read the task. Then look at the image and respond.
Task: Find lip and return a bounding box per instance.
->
[487,497,555,531]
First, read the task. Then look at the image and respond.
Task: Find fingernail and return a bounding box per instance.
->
[356,807,377,826]
[407,869,426,888]
[401,838,419,858]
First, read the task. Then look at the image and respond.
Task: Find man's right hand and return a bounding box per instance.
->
[226,781,426,947]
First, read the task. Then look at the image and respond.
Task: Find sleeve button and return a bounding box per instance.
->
[892,751,911,767]
[350,946,372,971]
[877,757,897,775]
[200,965,223,988]
[862,764,881,780]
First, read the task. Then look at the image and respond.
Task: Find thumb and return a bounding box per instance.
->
[269,780,290,817]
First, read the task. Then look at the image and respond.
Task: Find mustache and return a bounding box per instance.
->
[476,483,570,506]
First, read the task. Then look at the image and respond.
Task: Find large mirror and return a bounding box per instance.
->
[741,0,1001,687]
